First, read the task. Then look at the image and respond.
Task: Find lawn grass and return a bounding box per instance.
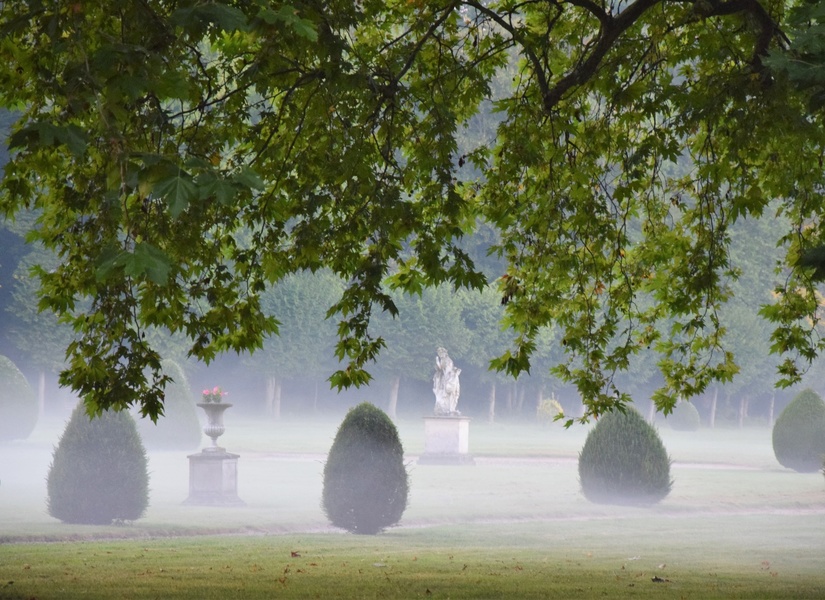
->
[1,516,823,599]
[1,414,823,598]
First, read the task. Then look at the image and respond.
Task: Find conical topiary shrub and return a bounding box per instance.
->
[136,360,202,451]
[47,404,149,524]
[772,388,825,473]
[578,408,672,506]
[666,400,701,431]
[322,402,409,534]
[0,355,38,442]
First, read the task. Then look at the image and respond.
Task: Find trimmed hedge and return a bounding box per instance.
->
[772,388,825,473]
[322,403,409,534]
[47,404,149,524]
[579,408,672,506]
[0,355,37,442]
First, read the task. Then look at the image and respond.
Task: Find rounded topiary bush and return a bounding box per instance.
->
[47,404,149,524]
[772,388,825,473]
[322,402,409,534]
[666,400,701,431]
[0,355,38,442]
[136,360,202,451]
[578,408,672,506]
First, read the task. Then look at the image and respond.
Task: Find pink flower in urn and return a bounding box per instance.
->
[202,386,227,403]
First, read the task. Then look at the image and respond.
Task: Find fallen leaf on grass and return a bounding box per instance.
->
[651,576,671,583]
[291,551,301,558]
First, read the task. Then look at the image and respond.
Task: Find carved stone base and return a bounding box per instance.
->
[183,449,245,506]
[418,416,475,465]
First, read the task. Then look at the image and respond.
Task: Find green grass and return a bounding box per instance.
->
[1,517,822,599]
[1,414,823,598]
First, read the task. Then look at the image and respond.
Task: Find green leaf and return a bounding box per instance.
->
[153,174,199,218]
[170,4,249,33]
[94,244,124,282]
[257,5,317,41]
[198,174,240,205]
[233,166,265,190]
[133,242,172,285]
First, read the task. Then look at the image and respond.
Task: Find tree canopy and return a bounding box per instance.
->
[1,0,824,422]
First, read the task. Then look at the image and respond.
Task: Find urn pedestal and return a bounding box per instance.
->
[418,415,475,465]
[183,403,245,506]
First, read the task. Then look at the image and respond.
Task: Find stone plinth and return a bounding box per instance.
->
[183,449,245,506]
[418,415,475,465]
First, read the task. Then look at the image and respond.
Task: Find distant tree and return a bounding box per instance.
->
[7,242,76,412]
[244,270,343,419]
[460,286,512,422]
[0,354,37,442]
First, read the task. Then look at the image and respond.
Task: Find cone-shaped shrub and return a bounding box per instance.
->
[322,403,409,534]
[0,355,37,442]
[136,360,202,451]
[47,404,149,524]
[772,388,825,473]
[579,408,672,506]
[666,400,701,431]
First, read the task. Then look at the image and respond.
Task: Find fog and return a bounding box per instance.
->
[2,387,823,582]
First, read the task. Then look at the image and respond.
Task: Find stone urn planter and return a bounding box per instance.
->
[183,395,244,506]
[198,402,232,451]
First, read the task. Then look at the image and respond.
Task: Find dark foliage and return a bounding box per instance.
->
[578,408,672,506]
[322,402,409,534]
[47,404,149,524]
[772,388,825,473]
[0,354,37,442]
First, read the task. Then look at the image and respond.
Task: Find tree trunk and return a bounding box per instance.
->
[266,375,282,420]
[487,381,496,423]
[38,370,46,420]
[768,390,776,427]
[709,387,718,428]
[647,398,656,423]
[515,385,526,415]
[738,395,749,428]
[505,384,514,414]
[387,374,400,420]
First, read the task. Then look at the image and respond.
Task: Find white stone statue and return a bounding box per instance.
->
[433,347,461,415]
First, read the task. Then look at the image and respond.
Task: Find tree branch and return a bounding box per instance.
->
[543,0,663,111]
[464,0,555,107]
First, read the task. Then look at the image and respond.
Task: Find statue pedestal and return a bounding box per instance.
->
[183,449,245,506]
[418,416,475,465]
